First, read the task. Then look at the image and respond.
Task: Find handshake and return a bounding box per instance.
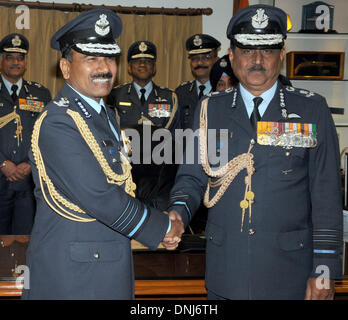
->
[162,210,185,250]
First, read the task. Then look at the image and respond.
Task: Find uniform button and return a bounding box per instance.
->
[299,242,304,248]
[112,158,117,163]
[13,150,16,154]
[285,152,291,156]
[11,253,14,257]
[248,229,255,235]
[14,135,17,139]
[209,236,213,240]
[250,139,255,145]
[93,252,100,259]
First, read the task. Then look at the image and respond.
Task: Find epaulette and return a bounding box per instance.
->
[159,86,174,92]
[26,80,43,89]
[206,87,236,99]
[113,82,131,89]
[179,80,194,87]
[284,85,318,99]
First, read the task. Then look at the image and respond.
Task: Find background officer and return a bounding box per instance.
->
[209,54,238,92]
[167,4,342,299]
[175,34,220,130]
[0,33,51,234]
[107,41,179,211]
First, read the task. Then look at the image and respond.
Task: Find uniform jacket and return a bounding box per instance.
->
[22,83,169,299]
[175,80,211,130]
[107,82,179,210]
[0,77,51,191]
[168,82,343,299]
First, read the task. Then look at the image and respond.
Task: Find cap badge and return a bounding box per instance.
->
[95,14,110,36]
[12,35,21,47]
[220,58,227,68]
[193,35,202,47]
[251,8,269,29]
[139,42,147,52]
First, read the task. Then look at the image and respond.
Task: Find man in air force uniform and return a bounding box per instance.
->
[175,34,220,130]
[0,33,51,234]
[22,9,183,300]
[167,5,343,299]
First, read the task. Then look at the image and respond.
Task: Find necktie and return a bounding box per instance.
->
[250,97,263,132]
[100,105,119,141]
[140,88,146,105]
[100,105,108,123]
[11,84,18,102]
[198,85,205,100]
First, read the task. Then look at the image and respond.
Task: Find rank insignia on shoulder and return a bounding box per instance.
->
[53,97,70,107]
[74,99,91,118]
[119,101,132,106]
[19,98,45,112]
[148,103,172,118]
[257,121,317,148]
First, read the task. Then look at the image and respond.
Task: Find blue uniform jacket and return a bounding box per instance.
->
[22,83,169,299]
[0,77,51,191]
[168,81,343,299]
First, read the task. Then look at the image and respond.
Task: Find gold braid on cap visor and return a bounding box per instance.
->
[31,109,136,222]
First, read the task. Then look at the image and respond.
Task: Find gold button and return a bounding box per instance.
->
[93,253,100,259]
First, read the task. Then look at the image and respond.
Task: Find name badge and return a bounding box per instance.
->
[19,98,45,113]
[257,121,317,148]
[119,102,132,106]
[148,103,172,118]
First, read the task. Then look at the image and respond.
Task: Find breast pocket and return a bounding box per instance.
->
[117,104,138,126]
[268,146,308,181]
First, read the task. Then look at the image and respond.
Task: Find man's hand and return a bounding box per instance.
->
[17,162,31,177]
[0,160,27,182]
[162,210,184,250]
[304,277,335,300]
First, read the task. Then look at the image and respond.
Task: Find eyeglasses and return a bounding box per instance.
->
[130,58,155,66]
[190,54,213,63]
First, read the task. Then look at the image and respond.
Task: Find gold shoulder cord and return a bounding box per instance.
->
[31,109,136,223]
[199,98,256,232]
[0,108,23,146]
[164,91,178,130]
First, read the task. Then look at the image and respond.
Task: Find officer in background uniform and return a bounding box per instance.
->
[167,5,342,299]
[0,34,51,235]
[209,54,238,92]
[175,34,220,130]
[107,41,179,211]
[22,10,183,299]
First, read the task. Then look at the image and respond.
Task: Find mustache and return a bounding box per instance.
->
[194,65,209,71]
[248,65,266,72]
[90,72,113,79]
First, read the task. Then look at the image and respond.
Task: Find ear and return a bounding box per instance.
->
[127,63,132,76]
[60,58,71,80]
[279,48,286,62]
[228,47,234,64]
